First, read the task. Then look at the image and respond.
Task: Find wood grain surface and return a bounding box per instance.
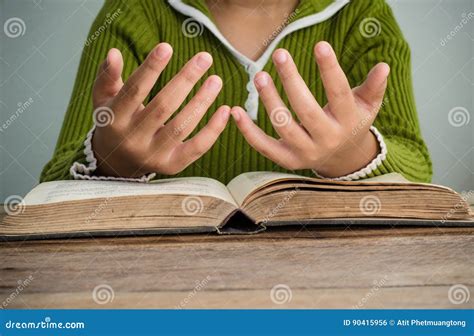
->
[1,209,473,308]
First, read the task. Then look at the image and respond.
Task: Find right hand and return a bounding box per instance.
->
[91,43,230,178]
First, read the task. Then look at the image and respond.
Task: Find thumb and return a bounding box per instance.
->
[353,62,390,110]
[93,48,124,106]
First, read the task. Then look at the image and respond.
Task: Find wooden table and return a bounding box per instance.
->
[1,210,473,309]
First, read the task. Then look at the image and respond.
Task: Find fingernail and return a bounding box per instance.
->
[221,106,230,122]
[196,53,212,70]
[231,108,241,122]
[255,73,269,89]
[273,49,287,64]
[316,42,331,58]
[105,49,115,67]
[381,62,390,76]
[154,43,172,60]
[207,76,222,91]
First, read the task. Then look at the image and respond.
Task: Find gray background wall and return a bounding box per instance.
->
[1,0,472,200]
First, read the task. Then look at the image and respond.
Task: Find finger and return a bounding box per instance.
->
[144,52,213,126]
[272,49,327,130]
[93,48,124,106]
[314,41,356,122]
[230,106,300,169]
[112,43,173,119]
[164,75,222,141]
[353,62,390,114]
[171,105,230,169]
[254,71,313,150]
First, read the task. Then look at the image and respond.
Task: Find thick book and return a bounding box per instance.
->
[1,172,473,241]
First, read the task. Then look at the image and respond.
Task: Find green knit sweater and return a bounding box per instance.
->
[40,0,432,184]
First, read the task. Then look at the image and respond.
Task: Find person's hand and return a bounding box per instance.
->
[91,43,230,178]
[230,41,390,177]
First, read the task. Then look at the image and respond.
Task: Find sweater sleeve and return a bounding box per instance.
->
[339,0,432,183]
[40,0,157,182]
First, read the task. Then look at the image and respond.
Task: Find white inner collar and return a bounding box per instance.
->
[167,0,350,119]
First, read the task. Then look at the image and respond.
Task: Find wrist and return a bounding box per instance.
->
[92,130,149,179]
[314,130,379,178]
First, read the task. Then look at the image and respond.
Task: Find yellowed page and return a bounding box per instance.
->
[227,172,308,206]
[226,172,409,206]
[361,173,409,183]
[23,178,238,207]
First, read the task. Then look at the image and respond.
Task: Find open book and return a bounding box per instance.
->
[1,172,472,240]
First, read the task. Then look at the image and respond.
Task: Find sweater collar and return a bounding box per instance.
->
[177,0,337,23]
[167,0,350,119]
[167,0,349,69]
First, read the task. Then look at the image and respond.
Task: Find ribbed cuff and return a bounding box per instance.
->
[370,134,433,183]
[69,125,156,182]
[312,126,387,181]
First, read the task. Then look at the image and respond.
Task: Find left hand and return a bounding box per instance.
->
[230,41,390,178]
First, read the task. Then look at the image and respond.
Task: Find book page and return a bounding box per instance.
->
[226,172,410,206]
[227,172,307,206]
[23,178,238,206]
[362,173,409,183]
